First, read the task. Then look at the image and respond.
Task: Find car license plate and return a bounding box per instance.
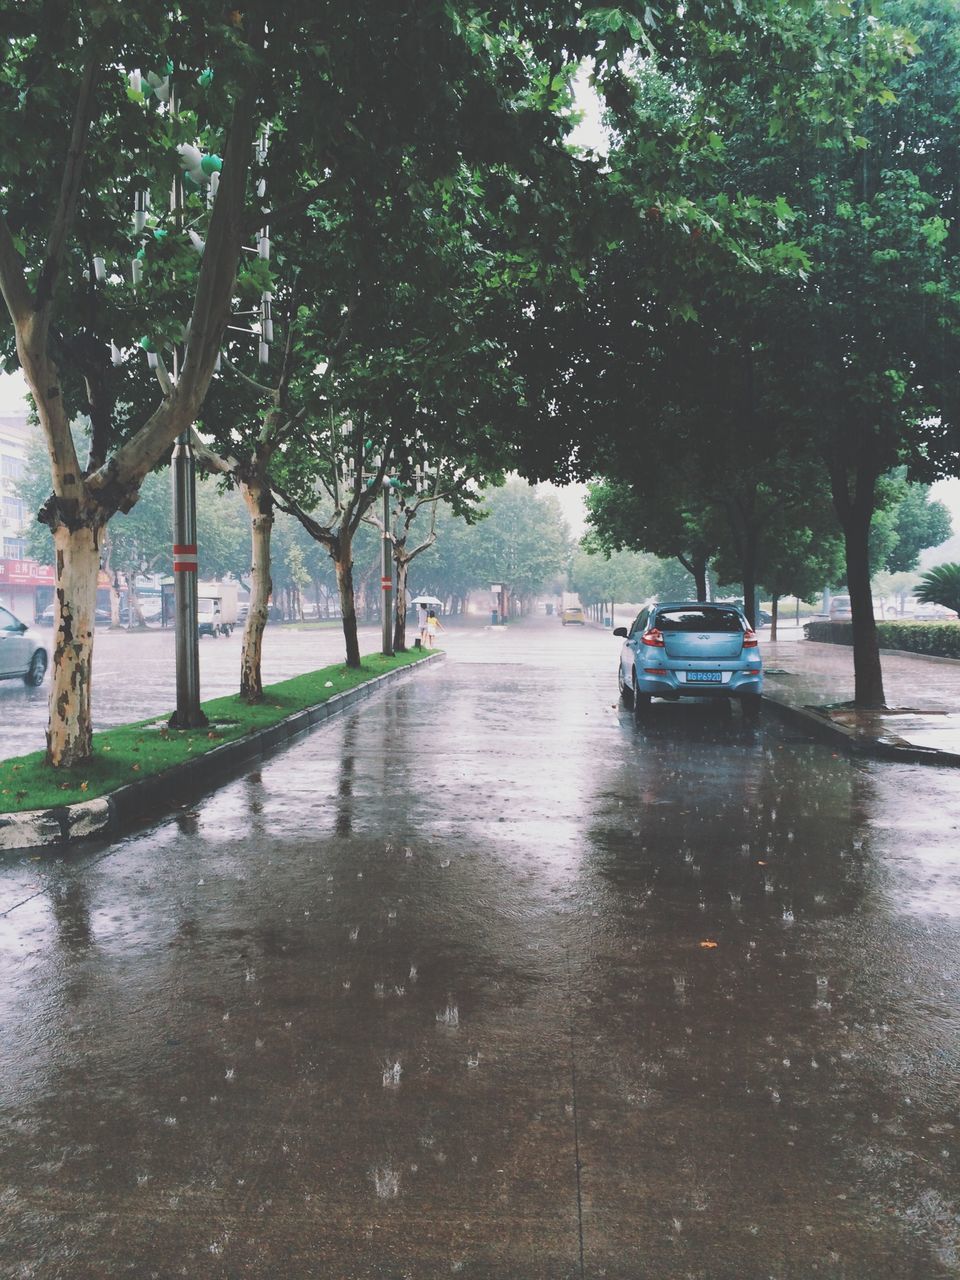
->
[686,670,722,683]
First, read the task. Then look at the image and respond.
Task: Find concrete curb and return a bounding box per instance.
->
[0,652,444,854]
[762,692,960,767]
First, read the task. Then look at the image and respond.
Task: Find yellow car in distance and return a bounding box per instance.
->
[561,606,586,626]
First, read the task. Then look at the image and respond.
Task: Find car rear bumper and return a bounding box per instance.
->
[635,667,763,698]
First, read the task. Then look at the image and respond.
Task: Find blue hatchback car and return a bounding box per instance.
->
[614,601,763,717]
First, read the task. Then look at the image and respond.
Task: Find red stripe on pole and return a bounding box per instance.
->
[173,562,198,572]
[381,577,392,589]
[173,544,197,555]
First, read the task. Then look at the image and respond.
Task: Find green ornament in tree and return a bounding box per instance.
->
[200,154,222,176]
[139,336,155,352]
[197,68,214,88]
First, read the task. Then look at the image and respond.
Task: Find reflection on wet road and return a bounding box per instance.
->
[0,624,384,762]
[0,618,958,1278]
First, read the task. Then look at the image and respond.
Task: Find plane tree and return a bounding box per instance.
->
[0,2,388,763]
[362,461,493,652]
[569,542,657,617]
[585,478,717,604]
[194,147,547,683]
[2,0,607,756]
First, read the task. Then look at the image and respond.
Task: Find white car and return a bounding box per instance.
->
[0,604,49,686]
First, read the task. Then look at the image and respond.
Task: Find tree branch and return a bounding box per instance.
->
[224,350,276,398]
[276,272,303,407]
[86,33,263,510]
[0,217,33,324]
[272,482,336,547]
[189,428,238,477]
[35,57,100,320]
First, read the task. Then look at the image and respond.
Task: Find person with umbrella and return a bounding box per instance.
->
[412,595,442,647]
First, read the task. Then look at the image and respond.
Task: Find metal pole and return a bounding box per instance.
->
[166,72,206,729]
[170,431,207,727]
[381,483,394,656]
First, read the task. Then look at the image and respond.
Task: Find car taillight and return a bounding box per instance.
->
[742,629,758,648]
[641,628,665,647]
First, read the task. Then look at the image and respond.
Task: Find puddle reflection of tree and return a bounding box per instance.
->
[48,874,93,950]
[335,721,357,837]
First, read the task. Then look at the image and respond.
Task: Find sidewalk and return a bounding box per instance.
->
[762,635,960,762]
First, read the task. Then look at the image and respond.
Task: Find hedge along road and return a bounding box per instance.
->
[1,615,959,1277]
[0,621,384,763]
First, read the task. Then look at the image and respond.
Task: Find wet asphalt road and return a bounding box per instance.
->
[0,623,383,762]
[1,617,959,1278]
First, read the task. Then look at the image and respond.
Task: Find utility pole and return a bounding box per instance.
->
[381,482,394,656]
[167,74,206,728]
[170,429,206,727]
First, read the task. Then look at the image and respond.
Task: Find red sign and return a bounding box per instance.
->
[0,557,55,586]
[381,576,392,590]
[0,558,112,588]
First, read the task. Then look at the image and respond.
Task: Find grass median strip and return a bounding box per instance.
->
[0,649,433,816]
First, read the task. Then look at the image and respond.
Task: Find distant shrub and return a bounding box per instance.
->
[804,620,960,659]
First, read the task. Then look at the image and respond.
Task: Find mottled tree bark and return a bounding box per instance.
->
[394,555,410,650]
[47,524,101,767]
[335,527,361,668]
[239,479,273,702]
[126,571,147,629]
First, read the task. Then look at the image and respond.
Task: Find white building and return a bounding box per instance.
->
[0,413,54,618]
[0,412,30,562]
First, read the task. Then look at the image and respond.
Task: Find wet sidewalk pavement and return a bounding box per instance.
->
[2,617,960,1278]
[761,636,960,760]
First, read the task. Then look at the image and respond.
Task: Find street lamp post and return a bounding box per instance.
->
[169,428,207,727]
[381,481,394,656]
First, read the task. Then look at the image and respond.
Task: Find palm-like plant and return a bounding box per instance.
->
[914,563,960,614]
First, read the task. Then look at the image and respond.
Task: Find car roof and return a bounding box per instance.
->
[652,601,744,610]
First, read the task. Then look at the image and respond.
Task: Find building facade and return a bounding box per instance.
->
[0,412,30,562]
[0,412,51,618]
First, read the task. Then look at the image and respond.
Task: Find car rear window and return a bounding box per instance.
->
[656,608,744,632]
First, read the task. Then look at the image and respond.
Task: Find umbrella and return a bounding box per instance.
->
[411,595,442,605]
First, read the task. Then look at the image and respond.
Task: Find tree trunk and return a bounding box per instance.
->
[843,505,886,707]
[680,554,709,602]
[47,524,101,767]
[126,571,147,629]
[335,528,361,667]
[770,595,779,642]
[394,555,410,650]
[741,529,758,628]
[830,450,885,708]
[240,480,273,703]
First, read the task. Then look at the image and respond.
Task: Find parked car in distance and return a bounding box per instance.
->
[614,601,762,717]
[0,604,49,686]
[561,606,586,626]
[828,595,852,620]
[911,602,959,620]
